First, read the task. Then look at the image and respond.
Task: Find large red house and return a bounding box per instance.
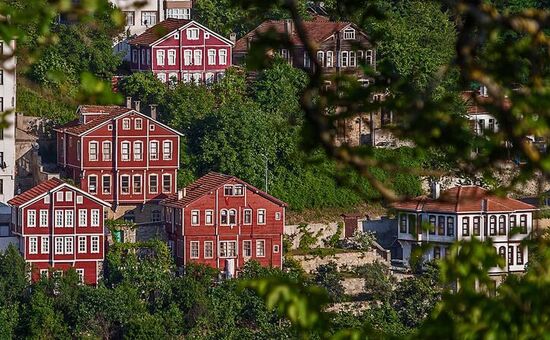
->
[128,18,234,84]
[54,102,182,226]
[8,178,111,284]
[161,172,286,277]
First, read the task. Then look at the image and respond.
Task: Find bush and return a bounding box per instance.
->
[314,262,345,302]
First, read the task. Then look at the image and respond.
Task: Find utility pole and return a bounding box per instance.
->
[260,154,268,193]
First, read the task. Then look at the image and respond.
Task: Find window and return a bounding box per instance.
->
[121,142,130,161]
[65,210,73,228]
[508,246,514,266]
[343,28,356,40]
[473,216,481,236]
[166,8,191,19]
[489,216,497,236]
[498,246,506,262]
[517,246,524,265]
[89,142,98,161]
[243,240,252,257]
[510,215,517,229]
[341,51,349,67]
[44,196,50,204]
[233,185,244,196]
[408,215,417,234]
[228,209,237,225]
[132,50,138,63]
[76,269,84,283]
[102,141,112,161]
[191,210,200,225]
[205,210,214,225]
[65,237,73,254]
[91,209,100,227]
[205,72,215,85]
[150,141,159,160]
[317,51,325,67]
[167,49,176,65]
[205,33,210,39]
[399,214,407,233]
[204,241,213,258]
[366,50,374,65]
[498,215,506,235]
[156,50,165,66]
[102,175,111,195]
[433,246,441,259]
[224,185,234,196]
[437,216,445,235]
[192,73,202,84]
[142,11,157,26]
[55,237,64,254]
[91,236,100,253]
[27,210,36,227]
[134,118,142,130]
[462,217,470,236]
[520,214,527,233]
[428,215,436,234]
[184,50,192,65]
[163,141,172,160]
[219,49,227,65]
[326,51,334,67]
[41,237,49,254]
[280,49,290,60]
[190,241,199,259]
[0,70,3,85]
[244,209,252,225]
[133,175,142,194]
[275,212,282,221]
[121,175,130,194]
[274,245,280,253]
[162,174,172,193]
[124,11,135,26]
[122,118,130,130]
[149,175,158,194]
[55,210,63,227]
[29,237,38,254]
[39,269,48,278]
[258,209,266,225]
[219,241,236,257]
[193,49,202,66]
[447,217,454,236]
[40,210,48,227]
[303,51,311,68]
[57,191,64,202]
[489,119,495,131]
[256,240,265,257]
[65,191,73,202]
[220,209,228,225]
[349,51,356,67]
[78,209,87,227]
[187,28,199,40]
[157,73,167,83]
[133,142,143,161]
[208,49,216,65]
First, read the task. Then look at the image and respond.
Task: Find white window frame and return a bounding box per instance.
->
[55,210,63,227]
[243,240,252,257]
[317,51,325,67]
[41,236,49,254]
[244,209,252,225]
[190,241,200,259]
[27,210,36,227]
[102,141,112,161]
[79,209,87,227]
[167,49,176,65]
[65,210,73,228]
[133,175,142,195]
[133,141,143,161]
[303,51,311,68]
[341,51,349,67]
[121,175,130,195]
[184,49,192,65]
[187,28,199,40]
[193,49,202,66]
[76,269,84,283]
[208,49,216,65]
[204,241,214,258]
[65,191,73,202]
[29,237,38,254]
[65,237,73,254]
[89,141,99,161]
[57,191,64,202]
[163,141,172,160]
[91,236,100,253]
[219,241,237,258]
[205,210,214,225]
[228,209,237,225]
[121,142,130,161]
[122,118,131,130]
[219,49,227,65]
[89,175,98,194]
[149,174,158,194]
[191,210,200,226]
[134,118,143,130]
[156,49,165,66]
[275,212,282,221]
[78,236,87,253]
[349,51,356,67]
[40,210,48,227]
[343,28,356,40]
[256,240,265,257]
[91,209,100,227]
[102,175,111,195]
[150,141,159,160]
[55,237,64,254]
[162,174,172,193]
[257,209,266,225]
[326,51,334,67]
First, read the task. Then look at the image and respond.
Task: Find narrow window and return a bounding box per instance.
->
[193,50,202,66]
[29,237,38,254]
[244,209,252,225]
[149,175,158,193]
[490,216,497,236]
[256,240,265,257]
[64,237,73,254]
[517,246,524,265]
[326,51,334,67]
[102,175,111,195]
[27,210,36,227]
[243,240,252,257]
[220,209,228,225]
[150,141,159,160]
[121,175,130,194]
[65,210,73,228]
[55,210,63,227]
[191,210,200,225]
[508,246,514,266]
[163,141,172,160]
[162,174,171,193]
[204,241,213,258]
[91,209,100,227]
[446,217,455,236]
[89,141,99,161]
[90,236,100,253]
[133,175,142,194]
[228,209,237,225]
[156,50,165,66]
[498,246,506,262]
[317,51,325,67]
[399,214,407,233]
[167,49,176,65]
[102,141,112,161]
[190,241,199,259]
[462,217,470,236]
[437,216,445,235]
[208,49,216,65]
[258,209,266,224]
[205,210,214,225]
[433,246,441,259]
[79,209,87,227]
[498,215,506,235]
[121,142,130,161]
[40,210,48,227]
[55,237,64,254]
[41,237,49,254]
[428,215,436,235]
[122,118,131,130]
[473,216,481,236]
[520,214,527,233]
[219,49,227,65]
[89,176,97,194]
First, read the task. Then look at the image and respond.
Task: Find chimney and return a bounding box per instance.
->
[126,96,132,109]
[229,32,236,43]
[150,104,157,120]
[133,100,140,112]
[430,180,441,199]
[177,188,186,200]
[284,19,293,37]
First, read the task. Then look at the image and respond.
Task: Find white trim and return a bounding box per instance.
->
[190,240,200,259]
[13,183,111,209]
[145,20,235,48]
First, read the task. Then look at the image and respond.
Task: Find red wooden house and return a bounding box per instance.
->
[161,172,286,277]
[128,18,234,84]
[8,178,111,284]
[54,102,182,224]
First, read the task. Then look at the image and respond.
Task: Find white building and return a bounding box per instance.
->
[393,186,536,280]
[0,40,17,241]
[463,87,499,135]
[110,0,193,59]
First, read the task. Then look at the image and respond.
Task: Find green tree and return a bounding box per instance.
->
[313,262,345,302]
[356,261,395,302]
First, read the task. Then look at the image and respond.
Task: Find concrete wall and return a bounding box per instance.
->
[284,222,344,249]
[291,249,389,273]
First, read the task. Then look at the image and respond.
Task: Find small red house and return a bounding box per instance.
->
[128,19,234,84]
[8,178,111,284]
[161,172,286,277]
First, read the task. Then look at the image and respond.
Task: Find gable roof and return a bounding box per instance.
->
[161,172,287,209]
[234,16,361,52]
[8,178,111,208]
[129,19,234,47]
[54,105,183,137]
[392,186,536,213]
